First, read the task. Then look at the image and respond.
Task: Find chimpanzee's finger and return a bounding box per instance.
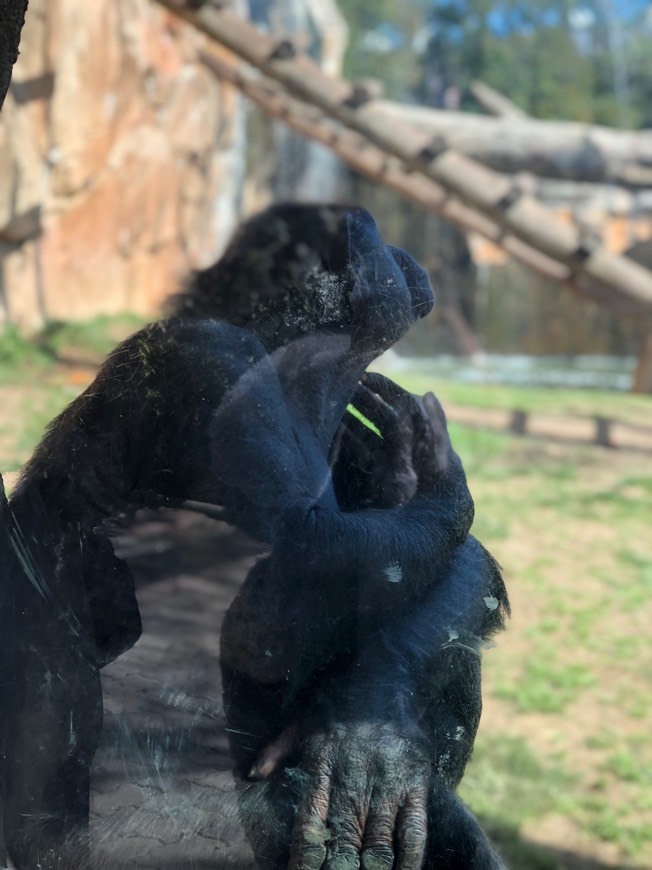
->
[422,390,449,431]
[335,416,387,476]
[247,724,299,780]
[323,780,367,870]
[349,381,399,434]
[360,789,397,870]
[411,391,457,488]
[289,767,332,870]
[361,372,409,406]
[395,785,429,870]
[352,379,421,454]
[336,419,375,461]
[415,392,450,452]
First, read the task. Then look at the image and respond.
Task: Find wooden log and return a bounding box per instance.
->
[373,100,652,188]
[470,80,527,118]
[157,0,652,327]
[202,49,649,327]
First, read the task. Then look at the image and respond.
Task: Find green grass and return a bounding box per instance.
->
[461,735,574,824]
[0,314,146,384]
[495,657,597,714]
[38,313,146,359]
[460,737,577,870]
[0,314,147,468]
[0,326,52,375]
[603,749,652,786]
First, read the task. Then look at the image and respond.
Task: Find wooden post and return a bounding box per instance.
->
[594,417,613,448]
[509,410,528,436]
[633,332,652,394]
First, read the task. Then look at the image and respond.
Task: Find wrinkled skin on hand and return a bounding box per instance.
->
[249,722,430,870]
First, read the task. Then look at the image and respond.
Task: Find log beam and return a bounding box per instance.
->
[470,80,527,118]
[199,50,647,321]
[373,101,652,188]
[157,0,652,327]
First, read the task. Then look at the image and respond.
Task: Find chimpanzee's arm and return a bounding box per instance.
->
[222,377,508,869]
[220,377,475,690]
[17,313,474,687]
[16,319,471,686]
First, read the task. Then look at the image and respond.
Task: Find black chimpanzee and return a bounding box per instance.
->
[170,204,508,868]
[0,204,508,869]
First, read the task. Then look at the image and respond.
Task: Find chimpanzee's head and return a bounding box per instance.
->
[172,203,433,350]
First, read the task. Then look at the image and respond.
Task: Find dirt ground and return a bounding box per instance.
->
[89,513,258,869]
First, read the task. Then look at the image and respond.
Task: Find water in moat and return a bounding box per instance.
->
[382,353,637,392]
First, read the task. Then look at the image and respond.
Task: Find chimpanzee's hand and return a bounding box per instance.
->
[251,721,430,870]
[333,373,464,510]
[344,210,433,354]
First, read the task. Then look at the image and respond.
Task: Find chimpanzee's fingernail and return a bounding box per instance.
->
[247,764,263,781]
[362,848,394,870]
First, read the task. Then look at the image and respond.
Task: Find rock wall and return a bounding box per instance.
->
[0,0,246,332]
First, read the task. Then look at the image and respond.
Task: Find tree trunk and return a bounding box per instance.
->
[0,0,29,109]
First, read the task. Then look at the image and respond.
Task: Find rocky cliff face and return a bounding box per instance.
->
[0,0,246,331]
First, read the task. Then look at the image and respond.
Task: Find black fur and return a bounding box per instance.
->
[177,204,509,868]
[1,203,508,869]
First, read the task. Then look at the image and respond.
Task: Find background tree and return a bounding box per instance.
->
[339,0,652,128]
[337,0,430,98]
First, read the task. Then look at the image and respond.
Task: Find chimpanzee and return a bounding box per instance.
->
[0,204,507,869]
[176,203,509,869]
[219,373,507,870]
